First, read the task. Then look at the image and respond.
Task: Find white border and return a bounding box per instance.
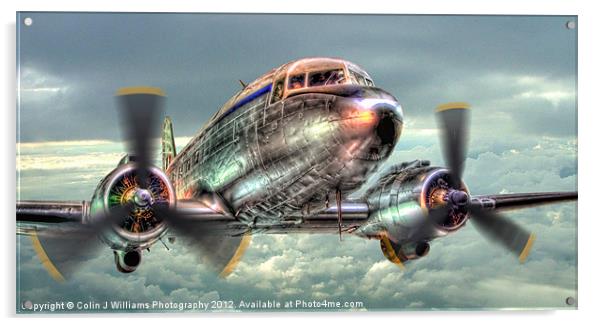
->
[2,1,600,325]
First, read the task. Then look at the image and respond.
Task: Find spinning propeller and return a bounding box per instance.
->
[114,87,246,276]
[425,102,535,262]
[35,87,222,277]
[81,87,172,234]
[114,87,211,244]
[22,86,251,280]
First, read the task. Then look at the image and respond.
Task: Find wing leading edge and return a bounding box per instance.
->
[472,191,577,211]
[17,200,87,225]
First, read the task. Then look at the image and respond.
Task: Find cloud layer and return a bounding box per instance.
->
[17,134,577,311]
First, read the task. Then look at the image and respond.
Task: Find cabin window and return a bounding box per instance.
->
[308,69,345,87]
[271,78,285,103]
[288,74,306,90]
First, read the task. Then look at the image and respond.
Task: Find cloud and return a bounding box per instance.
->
[19,66,70,97]
[17,14,576,142]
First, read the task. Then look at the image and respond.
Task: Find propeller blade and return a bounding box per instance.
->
[436,102,470,189]
[433,103,537,263]
[152,203,201,245]
[28,226,104,281]
[153,203,250,276]
[27,203,134,281]
[116,87,165,189]
[469,205,535,263]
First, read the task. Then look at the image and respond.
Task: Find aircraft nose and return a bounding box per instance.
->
[341,98,403,142]
[336,96,403,161]
[374,103,403,148]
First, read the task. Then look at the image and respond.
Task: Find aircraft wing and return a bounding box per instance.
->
[17,200,90,239]
[17,200,87,227]
[472,191,578,211]
[17,199,252,279]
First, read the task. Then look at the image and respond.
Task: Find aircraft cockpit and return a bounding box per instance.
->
[270,58,375,104]
[207,58,377,129]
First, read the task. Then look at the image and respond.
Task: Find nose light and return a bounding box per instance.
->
[352,110,376,124]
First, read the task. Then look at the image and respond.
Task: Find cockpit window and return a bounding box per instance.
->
[349,69,374,87]
[308,69,345,87]
[349,70,362,85]
[271,78,285,103]
[288,74,306,90]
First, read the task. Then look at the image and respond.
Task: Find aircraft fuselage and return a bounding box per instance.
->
[167,58,403,228]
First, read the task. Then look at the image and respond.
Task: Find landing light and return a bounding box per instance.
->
[355,110,376,124]
[343,108,376,125]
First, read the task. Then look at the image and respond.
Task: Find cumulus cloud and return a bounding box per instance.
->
[16,133,576,311]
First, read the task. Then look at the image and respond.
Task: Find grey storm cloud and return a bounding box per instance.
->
[16,13,577,312]
[17,13,576,141]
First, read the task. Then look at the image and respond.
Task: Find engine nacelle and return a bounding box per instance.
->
[113,250,142,273]
[380,237,430,264]
[357,161,469,261]
[87,162,176,253]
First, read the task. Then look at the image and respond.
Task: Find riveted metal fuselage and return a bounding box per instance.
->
[167,84,403,228]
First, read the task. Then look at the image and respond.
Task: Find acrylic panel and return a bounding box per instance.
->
[16,12,578,313]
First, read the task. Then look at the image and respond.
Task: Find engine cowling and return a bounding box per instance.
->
[380,237,431,264]
[87,162,176,252]
[357,161,469,261]
[113,249,143,273]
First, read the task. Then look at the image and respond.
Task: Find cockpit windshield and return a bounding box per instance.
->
[348,69,374,87]
[288,74,306,90]
[274,59,375,102]
[308,69,346,87]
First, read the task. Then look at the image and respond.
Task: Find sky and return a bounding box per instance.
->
[16,13,577,312]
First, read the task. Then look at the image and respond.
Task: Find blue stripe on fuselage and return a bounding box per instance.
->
[219,83,272,121]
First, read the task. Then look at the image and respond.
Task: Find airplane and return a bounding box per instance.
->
[16,57,577,282]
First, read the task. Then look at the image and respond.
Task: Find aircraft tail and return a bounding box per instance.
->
[161,116,176,171]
